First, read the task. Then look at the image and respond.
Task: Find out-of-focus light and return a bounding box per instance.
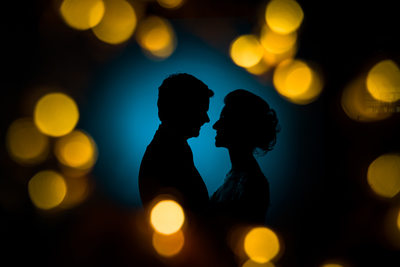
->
[397,209,400,231]
[262,45,297,66]
[92,0,137,44]
[244,227,280,264]
[28,170,67,210]
[150,199,185,235]
[273,59,323,104]
[157,0,185,9]
[366,59,400,103]
[230,35,264,68]
[34,92,79,137]
[246,59,272,75]
[341,76,393,122]
[54,130,97,170]
[60,0,105,30]
[136,16,176,59]
[6,118,49,165]
[60,176,91,209]
[383,206,400,249]
[152,230,185,257]
[321,264,344,267]
[367,153,400,198]
[260,25,297,54]
[243,259,276,267]
[265,0,304,34]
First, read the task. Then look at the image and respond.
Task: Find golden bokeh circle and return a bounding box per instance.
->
[28,170,67,210]
[367,153,400,198]
[265,0,304,34]
[6,118,49,165]
[230,35,264,68]
[34,93,79,137]
[60,0,105,30]
[150,200,185,235]
[244,227,280,263]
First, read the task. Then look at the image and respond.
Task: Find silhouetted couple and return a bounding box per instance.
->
[138,73,279,265]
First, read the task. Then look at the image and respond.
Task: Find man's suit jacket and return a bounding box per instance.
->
[138,124,209,213]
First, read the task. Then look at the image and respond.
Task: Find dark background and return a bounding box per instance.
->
[2,0,400,266]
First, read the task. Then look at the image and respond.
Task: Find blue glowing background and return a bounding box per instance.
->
[81,27,322,220]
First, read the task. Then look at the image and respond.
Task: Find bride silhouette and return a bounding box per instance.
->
[210,89,279,225]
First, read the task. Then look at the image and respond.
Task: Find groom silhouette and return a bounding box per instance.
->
[139,73,213,213]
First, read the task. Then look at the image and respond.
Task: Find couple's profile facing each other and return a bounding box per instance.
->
[138,73,279,225]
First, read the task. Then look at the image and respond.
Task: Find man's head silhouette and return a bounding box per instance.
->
[157,73,214,139]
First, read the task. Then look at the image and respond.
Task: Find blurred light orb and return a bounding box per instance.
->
[6,118,49,165]
[246,59,272,75]
[92,0,137,44]
[60,0,105,30]
[152,230,185,257]
[60,176,91,209]
[260,25,297,54]
[265,0,304,34]
[136,16,176,59]
[366,60,400,103]
[397,209,400,231]
[367,153,400,198]
[243,259,276,267]
[341,76,392,122]
[273,59,323,104]
[157,0,185,9]
[230,35,264,68]
[55,130,97,169]
[244,227,280,263]
[28,170,67,210]
[150,200,185,234]
[321,264,344,267]
[34,93,79,137]
[262,45,297,66]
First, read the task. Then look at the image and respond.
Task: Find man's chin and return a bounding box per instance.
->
[187,129,201,139]
[214,138,223,147]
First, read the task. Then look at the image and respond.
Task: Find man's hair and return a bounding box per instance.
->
[157,73,214,122]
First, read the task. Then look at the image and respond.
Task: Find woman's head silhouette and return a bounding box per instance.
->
[213,89,279,155]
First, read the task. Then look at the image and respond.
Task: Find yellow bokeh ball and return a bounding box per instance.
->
[397,209,400,231]
[265,0,304,34]
[366,59,400,103]
[341,75,393,122]
[60,0,105,30]
[6,118,49,165]
[28,170,67,210]
[242,259,276,267]
[34,93,79,137]
[152,230,185,257]
[157,0,185,9]
[244,227,280,264]
[230,35,264,68]
[92,0,137,44]
[273,59,312,98]
[367,153,400,198]
[260,25,297,54]
[54,130,97,169]
[136,16,176,59]
[150,200,185,235]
